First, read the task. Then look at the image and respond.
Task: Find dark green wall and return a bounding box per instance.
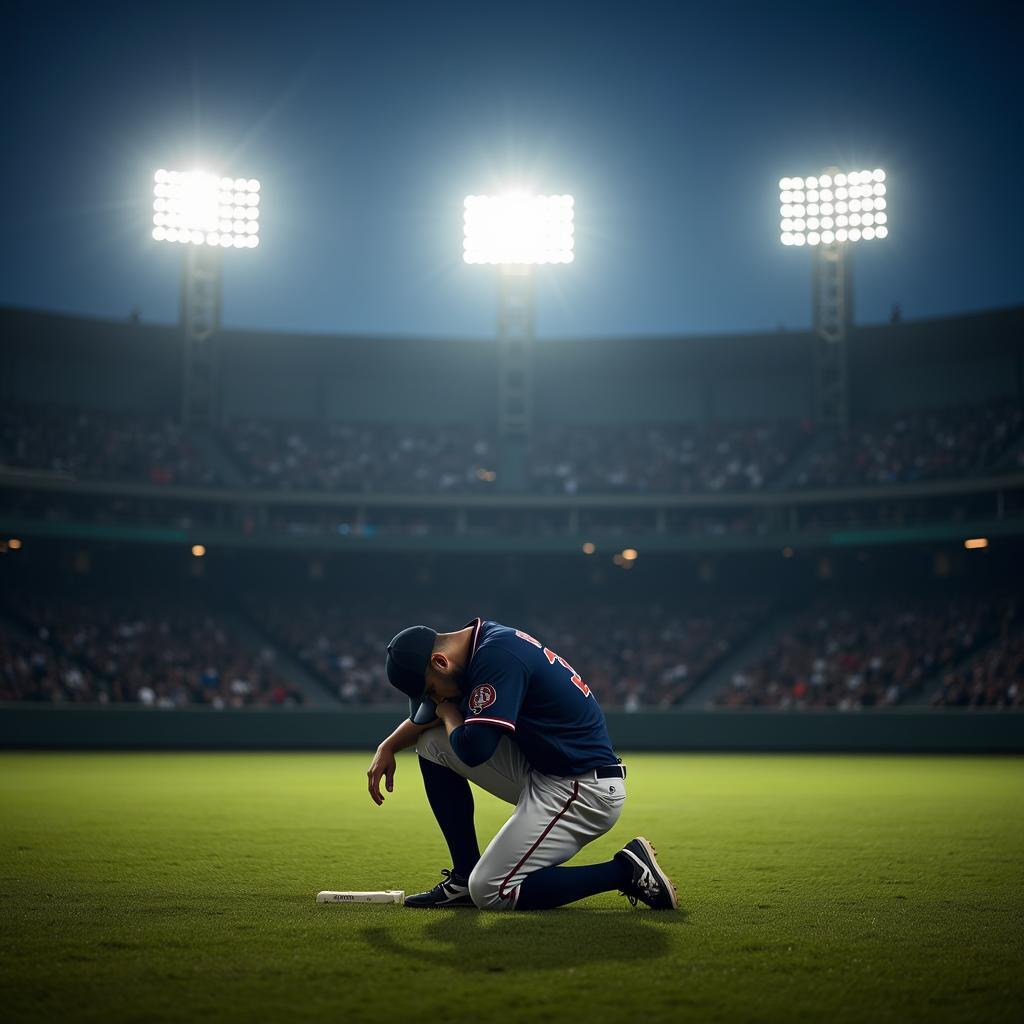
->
[2,706,1021,752]
[3,308,180,414]
[4,305,1022,424]
[219,329,499,423]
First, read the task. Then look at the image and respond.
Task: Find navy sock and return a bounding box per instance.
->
[418,756,481,879]
[515,857,633,910]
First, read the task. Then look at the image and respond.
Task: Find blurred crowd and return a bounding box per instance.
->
[794,400,1024,488]
[3,400,1020,496]
[246,602,406,704]
[932,617,1023,708]
[4,592,1021,711]
[246,601,764,709]
[0,599,301,707]
[714,598,1003,709]
[527,421,809,494]
[0,405,217,486]
[223,419,498,493]
[525,604,765,708]
[0,619,91,703]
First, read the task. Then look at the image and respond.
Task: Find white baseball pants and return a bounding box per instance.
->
[415,727,626,910]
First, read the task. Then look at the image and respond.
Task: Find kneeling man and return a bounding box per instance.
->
[366,617,678,912]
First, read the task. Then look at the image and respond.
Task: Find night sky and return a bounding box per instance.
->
[2,1,1021,339]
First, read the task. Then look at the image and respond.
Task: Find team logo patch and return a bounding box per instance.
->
[468,683,496,714]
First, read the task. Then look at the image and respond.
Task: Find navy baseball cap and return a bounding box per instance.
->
[386,625,438,725]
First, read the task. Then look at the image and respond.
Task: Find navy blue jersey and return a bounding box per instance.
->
[456,617,618,776]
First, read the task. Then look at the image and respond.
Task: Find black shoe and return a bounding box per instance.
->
[404,869,474,908]
[617,837,679,910]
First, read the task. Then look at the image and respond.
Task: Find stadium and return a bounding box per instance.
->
[2,4,1022,1023]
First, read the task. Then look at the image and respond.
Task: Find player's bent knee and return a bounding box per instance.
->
[467,865,511,911]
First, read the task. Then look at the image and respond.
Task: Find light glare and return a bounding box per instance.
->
[153,169,260,249]
[779,168,890,245]
[463,192,575,265]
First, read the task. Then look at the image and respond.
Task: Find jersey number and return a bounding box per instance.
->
[515,630,591,697]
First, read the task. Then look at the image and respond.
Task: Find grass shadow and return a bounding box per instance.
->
[360,906,687,974]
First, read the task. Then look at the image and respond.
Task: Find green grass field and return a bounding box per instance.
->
[1,753,1021,1023]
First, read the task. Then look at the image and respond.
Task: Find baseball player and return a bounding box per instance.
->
[366,617,678,911]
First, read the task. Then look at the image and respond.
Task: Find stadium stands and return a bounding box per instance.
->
[223,419,498,493]
[3,399,1020,496]
[713,597,1005,709]
[0,618,98,702]
[526,420,811,494]
[245,602,408,705]
[2,579,1021,712]
[1,598,301,707]
[1,307,1021,718]
[794,400,1024,488]
[932,620,1024,708]
[0,405,218,485]
[246,601,766,708]
[529,604,767,707]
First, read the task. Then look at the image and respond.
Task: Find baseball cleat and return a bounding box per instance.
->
[617,837,679,910]
[404,868,474,908]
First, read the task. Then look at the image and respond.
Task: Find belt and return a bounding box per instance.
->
[594,764,627,779]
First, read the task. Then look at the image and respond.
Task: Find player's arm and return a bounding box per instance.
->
[366,717,439,806]
[436,700,503,767]
[441,649,527,766]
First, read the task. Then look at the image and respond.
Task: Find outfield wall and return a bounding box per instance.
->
[1,706,1022,752]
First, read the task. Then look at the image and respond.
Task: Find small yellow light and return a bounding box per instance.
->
[8,538,22,550]
[622,548,638,561]
[964,538,989,550]
[191,544,206,558]
[582,542,596,555]
[782,547,795,558]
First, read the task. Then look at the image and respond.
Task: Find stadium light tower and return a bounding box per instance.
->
[779,167,888,429]
[463,192,574,446]
[152,169,261,425]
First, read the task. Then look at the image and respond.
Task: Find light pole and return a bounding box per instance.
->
[779,168,888,429]
[152,169,261,425]
[463,192,574,446]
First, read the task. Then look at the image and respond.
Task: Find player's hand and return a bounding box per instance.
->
[367,744,396,806]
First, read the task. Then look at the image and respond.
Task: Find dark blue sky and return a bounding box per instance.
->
[2,1,1021,338]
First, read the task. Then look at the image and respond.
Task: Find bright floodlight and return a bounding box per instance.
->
[779,169,886,246]
[463,192,574,265]
[152,169,260,249]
